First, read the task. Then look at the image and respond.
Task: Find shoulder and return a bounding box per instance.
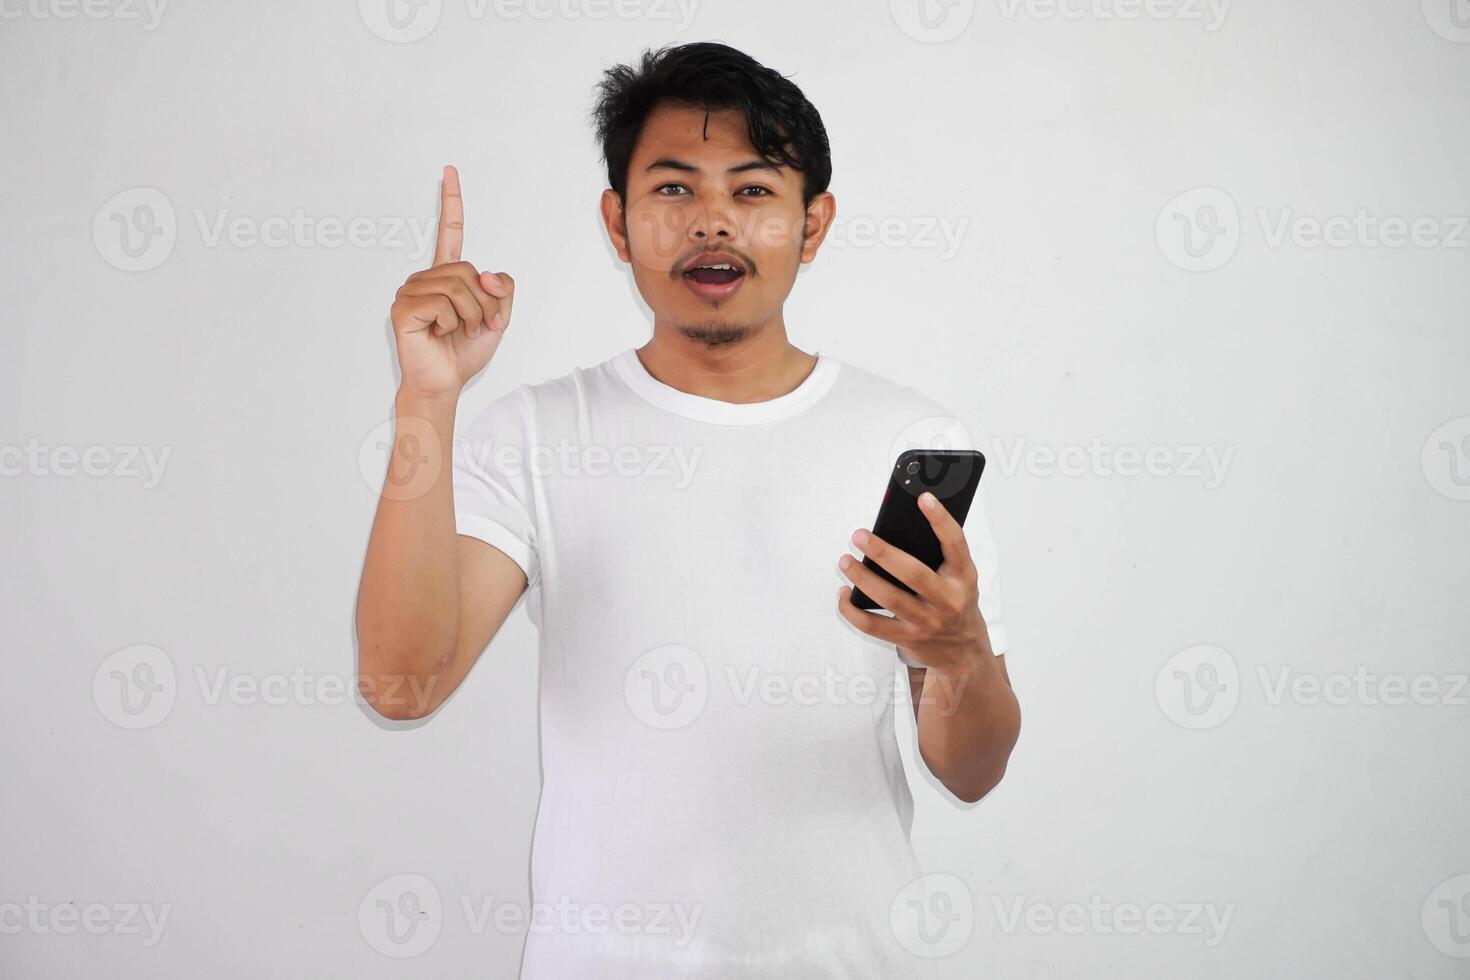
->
[823,352,978,451]
[461,352,627,431]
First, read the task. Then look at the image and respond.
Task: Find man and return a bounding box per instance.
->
[356,41,1020,978]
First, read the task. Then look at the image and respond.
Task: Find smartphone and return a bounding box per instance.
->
[849,449,986,612]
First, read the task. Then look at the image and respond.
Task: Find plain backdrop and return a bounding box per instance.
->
[3,0,1468,977]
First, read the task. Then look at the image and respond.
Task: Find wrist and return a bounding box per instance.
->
[395,386,460,419]
[930,639,998,682]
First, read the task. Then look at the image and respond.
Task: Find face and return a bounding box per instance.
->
[600,102,835,347]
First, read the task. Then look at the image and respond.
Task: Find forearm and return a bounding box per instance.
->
[914,651,1020,803]
[355,389,462,711]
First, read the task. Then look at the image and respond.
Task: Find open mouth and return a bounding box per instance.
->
[682,262,745,286]
[680,256,748,301]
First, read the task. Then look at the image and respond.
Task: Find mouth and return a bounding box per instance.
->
[680,253,747,302]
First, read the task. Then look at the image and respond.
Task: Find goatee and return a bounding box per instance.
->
[677,321,751,350]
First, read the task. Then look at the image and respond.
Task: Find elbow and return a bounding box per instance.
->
[356,648,447,722]
[950,761,1008,804]
[362,689,431,721]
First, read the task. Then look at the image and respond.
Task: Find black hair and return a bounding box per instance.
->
[590,42,833,208]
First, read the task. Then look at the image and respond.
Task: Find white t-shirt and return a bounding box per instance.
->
[452,347,1009,978]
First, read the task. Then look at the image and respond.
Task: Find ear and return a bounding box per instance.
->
[600,188,630,263]
[799,190,836,265]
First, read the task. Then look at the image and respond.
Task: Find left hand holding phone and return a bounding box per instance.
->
[836,491,995,676]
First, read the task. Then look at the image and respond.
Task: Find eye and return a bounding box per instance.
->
[740,186,773,197]
[655,183,689,196]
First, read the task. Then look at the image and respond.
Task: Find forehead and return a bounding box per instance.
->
[629,102,772,169]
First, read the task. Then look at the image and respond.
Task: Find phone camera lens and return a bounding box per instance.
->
[905,460,921,475]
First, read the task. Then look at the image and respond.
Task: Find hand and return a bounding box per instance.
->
[390,165,516,400]
[836,491,994,676]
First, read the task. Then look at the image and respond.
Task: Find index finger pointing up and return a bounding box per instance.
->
[434,164,464,266]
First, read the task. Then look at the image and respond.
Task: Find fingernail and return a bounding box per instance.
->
[838,554,851,570]
[920,492,937,509]
[852,529,869,545]
[493,311,506,331]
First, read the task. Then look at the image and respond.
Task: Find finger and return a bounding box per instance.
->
[399,279,483,340]
[481,271,515,331]
[405,264,500,335]
[837,586,913,644]
[433,164,464,267]
[394,293,462,338]
[837,554,927,623]
[918,491,976,579]
[852,529,944,600]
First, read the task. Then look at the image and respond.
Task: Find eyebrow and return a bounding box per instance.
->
[643,158,783,177]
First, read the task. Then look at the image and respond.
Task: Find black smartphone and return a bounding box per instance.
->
[850,449,986,612]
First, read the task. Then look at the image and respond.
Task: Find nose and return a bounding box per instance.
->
[688,192,736,242]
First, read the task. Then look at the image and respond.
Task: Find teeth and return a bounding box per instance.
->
[695,262,736,271]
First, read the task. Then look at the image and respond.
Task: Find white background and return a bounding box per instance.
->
[3,0,1468,976]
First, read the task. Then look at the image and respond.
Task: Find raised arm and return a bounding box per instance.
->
[355,165,524,721]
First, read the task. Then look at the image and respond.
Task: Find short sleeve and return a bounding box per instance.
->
[451,386,541,586]
[893,411,1010,667]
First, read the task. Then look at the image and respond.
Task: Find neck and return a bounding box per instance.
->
[638,316,818,404]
